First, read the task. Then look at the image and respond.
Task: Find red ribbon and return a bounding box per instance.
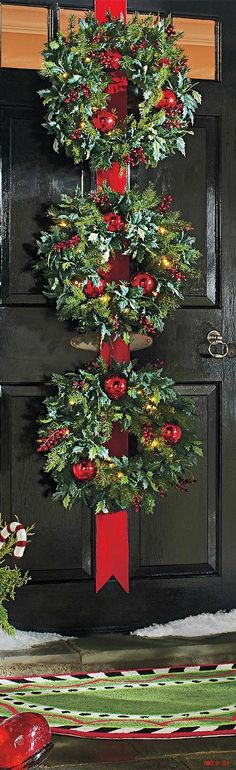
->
[94,0,127,23]
[95,0,129,592]
[96,510,129,592]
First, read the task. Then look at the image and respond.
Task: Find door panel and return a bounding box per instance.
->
[131,384,219,577]
[135,114,220,306]
[1,104,88,303]
[0,0,235,633]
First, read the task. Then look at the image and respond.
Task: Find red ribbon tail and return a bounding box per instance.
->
[100,336,130,365]
[96,510,129,592]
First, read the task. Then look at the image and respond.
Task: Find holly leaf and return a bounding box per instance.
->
[191,90,202,104]
[176,136,185,156]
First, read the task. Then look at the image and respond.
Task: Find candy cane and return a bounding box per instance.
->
[0,521,27,559]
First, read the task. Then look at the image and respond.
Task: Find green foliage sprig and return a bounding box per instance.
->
[39,12,201,169]
[36,184,200,343]
[0,519,33,635]
[37,359,202,513]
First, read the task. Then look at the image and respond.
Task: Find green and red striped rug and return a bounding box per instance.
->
[0,663,236,740]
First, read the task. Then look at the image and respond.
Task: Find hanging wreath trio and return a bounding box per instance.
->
[37,359,202,512]
[37,184,200,342]
[39,12,201,169]
[36,13,203,515]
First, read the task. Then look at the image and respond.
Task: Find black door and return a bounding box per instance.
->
[1,0,235,634]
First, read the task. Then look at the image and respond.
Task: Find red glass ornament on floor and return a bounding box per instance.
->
[72,459,97,481]
[161,422,182,445]
[132,272,157,295]
[155,88,178,111]
[83,277,107,298]
[104,375,128,400]
[0,712,52,770]
[103,212,125,232]
[92,109,117,133]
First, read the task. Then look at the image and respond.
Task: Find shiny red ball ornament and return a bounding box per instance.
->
[132,272,157,295]
[83,277,107,298]
[0,712,52,770]
[72,459,97,482]
[104,375,128,400]
[161,422,182,445]
[92,109,117,133]
[103,212,125,232]
[155,88,178,112]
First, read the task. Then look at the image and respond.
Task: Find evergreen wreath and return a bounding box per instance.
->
[37,358,202,513]
[36,184,200,342]
[39,12,201,169]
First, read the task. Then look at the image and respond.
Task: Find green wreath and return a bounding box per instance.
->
[36,184,200,342]
[37,359,202,512]
[39,12,201,169]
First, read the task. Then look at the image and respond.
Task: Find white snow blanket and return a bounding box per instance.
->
[0,630,68,651]
[132,609,236,638]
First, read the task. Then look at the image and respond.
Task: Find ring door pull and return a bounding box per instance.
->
[207,330,229,359]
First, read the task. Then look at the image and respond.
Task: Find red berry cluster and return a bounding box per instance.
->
[164,117,182,129]
[142,424,155,444]
[72,379,84,389]
[113,317,120,331]
[159,194,172,214]
[176,477,196,493]
[99,49,122,70]
[64,89,78,104]
[170,267,186,282]
[173,58,188,74]
[91,192,110,207]
[130,40,147,56]
[139,316,156,335]
[153,360,164,370]
[133,493,141,512]
[158,57,171,68]
[92,31,103,43]
[53,235,80,252]
[71,128,81,140]
[81,84,91,98]
[37,427,69,453]
[158,486,166,498]
[124,146,147,167]
[165,24,175,38]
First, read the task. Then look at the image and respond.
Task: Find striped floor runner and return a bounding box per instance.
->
[0,663,236,740]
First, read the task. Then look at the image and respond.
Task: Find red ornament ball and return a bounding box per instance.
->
[99,49,122,70]
[0,712,52,770]
[132,272,157,295]
[72,459,97,482]
[161,422,182,445]
[83,277,107,298]
[103,212,125,232]
[92,109,117,133]
[104,375,128,400]
[155,89,178,112]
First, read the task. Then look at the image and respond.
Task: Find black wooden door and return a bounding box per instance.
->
[1,0,235,634]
